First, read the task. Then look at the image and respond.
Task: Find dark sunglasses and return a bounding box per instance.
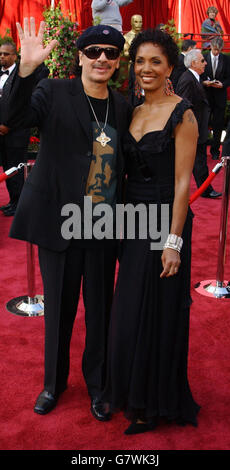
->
[82,46,120,60]
[201,58,205,63]
[0,52,12,57]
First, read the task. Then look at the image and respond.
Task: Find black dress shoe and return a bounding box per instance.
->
[34,390,60,415]
[0,202,12,211]
[3,205,17,216]
[202,190,222,199]
[91,398,111,422]
[124,418,158,435]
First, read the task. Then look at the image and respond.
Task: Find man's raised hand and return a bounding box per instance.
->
[16,17,58,77]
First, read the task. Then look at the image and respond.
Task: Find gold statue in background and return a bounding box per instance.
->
[123,15,144,107]
[123,14,143,56]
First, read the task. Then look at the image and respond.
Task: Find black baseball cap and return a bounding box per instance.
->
[77,25,125,52]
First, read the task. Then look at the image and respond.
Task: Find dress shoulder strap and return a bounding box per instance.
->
[170,98,193,131]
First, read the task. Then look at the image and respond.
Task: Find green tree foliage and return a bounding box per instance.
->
[162,18,183,50]
[0,29,15,46]
[43,3,78,78]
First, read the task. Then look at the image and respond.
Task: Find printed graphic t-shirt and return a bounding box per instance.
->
[86,93,117,209]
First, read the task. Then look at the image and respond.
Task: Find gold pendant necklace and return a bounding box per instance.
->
[96,131,111,147]
[86,94,111,147]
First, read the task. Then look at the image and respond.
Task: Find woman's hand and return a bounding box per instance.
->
[16,17,58,77]
[160,248,181,278]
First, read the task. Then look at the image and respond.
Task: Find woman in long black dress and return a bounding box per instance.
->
[103,29,200,434]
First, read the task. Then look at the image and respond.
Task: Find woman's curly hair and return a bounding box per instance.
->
[207,6,218,16]
[129,28,179,67]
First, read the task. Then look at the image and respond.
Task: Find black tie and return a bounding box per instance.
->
[0,69,9,77]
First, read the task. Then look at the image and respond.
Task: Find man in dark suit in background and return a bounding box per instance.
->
[0,41,30,216]
[176,48,221,198]
[0,41,49,216]
[170,39,196,91]
[202,37,230,160]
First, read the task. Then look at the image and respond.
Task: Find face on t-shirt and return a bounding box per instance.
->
[86,122,117,205]
[85,96,117,207]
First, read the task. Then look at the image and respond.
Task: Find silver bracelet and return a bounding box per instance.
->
[163,234,183,253]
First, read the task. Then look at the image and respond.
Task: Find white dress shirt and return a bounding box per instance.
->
[0,63,16,95]
[189,68,200,82]
[211,52,219,77]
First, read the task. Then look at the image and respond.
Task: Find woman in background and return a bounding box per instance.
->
[201,6,223,49]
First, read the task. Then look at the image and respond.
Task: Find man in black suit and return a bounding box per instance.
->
[0,41,49,216]
[170,39,196,90]
[8,20,131,418]
[176,48,221,198]
[0,41,30,216]
[201,37,230,160]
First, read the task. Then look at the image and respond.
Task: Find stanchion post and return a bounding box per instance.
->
[27,243,36,299]
[6,163,44,316]
[195,156,230,298]
[216,156,230,286]
[24,163,37,302]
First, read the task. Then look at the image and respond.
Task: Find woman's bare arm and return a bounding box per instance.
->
[160,108,198,278]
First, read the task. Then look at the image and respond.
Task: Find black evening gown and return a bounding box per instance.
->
[103,99,200,426]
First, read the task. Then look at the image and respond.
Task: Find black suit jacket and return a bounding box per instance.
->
[170,53,186,90]
[0,63,30,147]
[7,74,132,251]
[201,52,230,108]
[176,69,210,144]
[0,62,49,148]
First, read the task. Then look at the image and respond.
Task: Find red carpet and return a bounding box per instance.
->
[0,152,230,452]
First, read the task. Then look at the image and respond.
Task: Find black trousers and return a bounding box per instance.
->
[38,239,117,398]
[193,142,213,193]
[209,96,226,156]
[0,139,27,204]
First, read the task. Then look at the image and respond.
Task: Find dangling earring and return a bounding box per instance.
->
[134,79,142,99]
[164,77,174,96]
